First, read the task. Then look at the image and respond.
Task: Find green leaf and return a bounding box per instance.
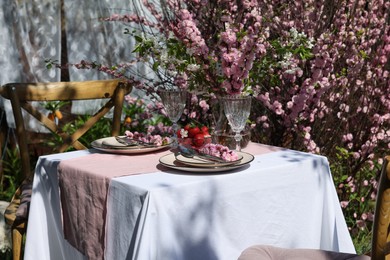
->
[134,35,143,43]
[152,61,160,71]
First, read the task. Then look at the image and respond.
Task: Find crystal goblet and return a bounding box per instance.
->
[159,88,188,147]
[222,95,252,152]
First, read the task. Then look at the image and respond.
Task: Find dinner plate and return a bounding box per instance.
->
[91,137,171,154]
[175,153,243,168]
[159,152,254,173]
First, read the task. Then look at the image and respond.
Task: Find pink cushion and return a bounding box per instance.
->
[238,245,370,260]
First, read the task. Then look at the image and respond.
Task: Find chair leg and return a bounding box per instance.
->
[11,226,23,260]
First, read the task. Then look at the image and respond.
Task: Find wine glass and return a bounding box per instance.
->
[159,88,188,147]
[222,95,252,152]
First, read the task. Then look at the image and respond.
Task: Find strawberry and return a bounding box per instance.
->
[201,125,209,135]
[188,126,201,138]
[177,129,182,138]
[181,137,193,145]
[193,133,205,147]
[204,134,212,144]
[184,124,191,131]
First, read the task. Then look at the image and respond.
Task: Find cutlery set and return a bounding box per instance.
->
[115,136,158,147]
[115,137,229,164]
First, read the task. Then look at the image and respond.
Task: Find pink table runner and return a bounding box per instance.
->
[58,142,282,260]
[58,149,171,259]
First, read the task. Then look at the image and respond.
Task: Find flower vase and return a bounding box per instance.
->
[210,98,251,150]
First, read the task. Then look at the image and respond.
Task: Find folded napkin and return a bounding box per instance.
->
[58,150,170,260]
[101,137,130,148]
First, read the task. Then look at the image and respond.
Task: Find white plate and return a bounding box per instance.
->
[175,153,243,168]
[159,152,254,173]
[91,137,171,154]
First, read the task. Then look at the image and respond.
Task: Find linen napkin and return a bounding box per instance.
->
[58,151,170,260]
[101,137,129,148]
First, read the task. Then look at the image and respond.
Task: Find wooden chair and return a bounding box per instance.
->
[371,155,390,259]
[0,79,132,260]
[238,155,390,260]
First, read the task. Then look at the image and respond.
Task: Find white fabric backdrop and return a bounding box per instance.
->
[63,0,148,115]
[0,0,61,131]
[0,0,160,129]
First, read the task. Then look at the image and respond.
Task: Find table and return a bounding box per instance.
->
[24,143,356,260]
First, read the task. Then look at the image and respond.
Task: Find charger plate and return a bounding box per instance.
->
[159,152,254,173]
[91,137,171,154]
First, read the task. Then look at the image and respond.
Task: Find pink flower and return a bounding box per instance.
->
[189,111,197,118]
[356,220,366,229]
[220,30,237,45]
[340,201,349,208]
[199,100,209,111]
[199,143,239,161]
[272,101,284,115]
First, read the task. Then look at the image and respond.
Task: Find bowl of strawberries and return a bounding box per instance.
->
[177,124,212,149]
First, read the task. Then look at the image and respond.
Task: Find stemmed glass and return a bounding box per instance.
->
[222,95,252,152]
[159,88,188,147]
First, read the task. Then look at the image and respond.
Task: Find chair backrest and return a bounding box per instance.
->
[0,79,132,179]
[371,155,390,260]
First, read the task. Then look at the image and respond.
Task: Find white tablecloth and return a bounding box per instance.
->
[24,145,356,260]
